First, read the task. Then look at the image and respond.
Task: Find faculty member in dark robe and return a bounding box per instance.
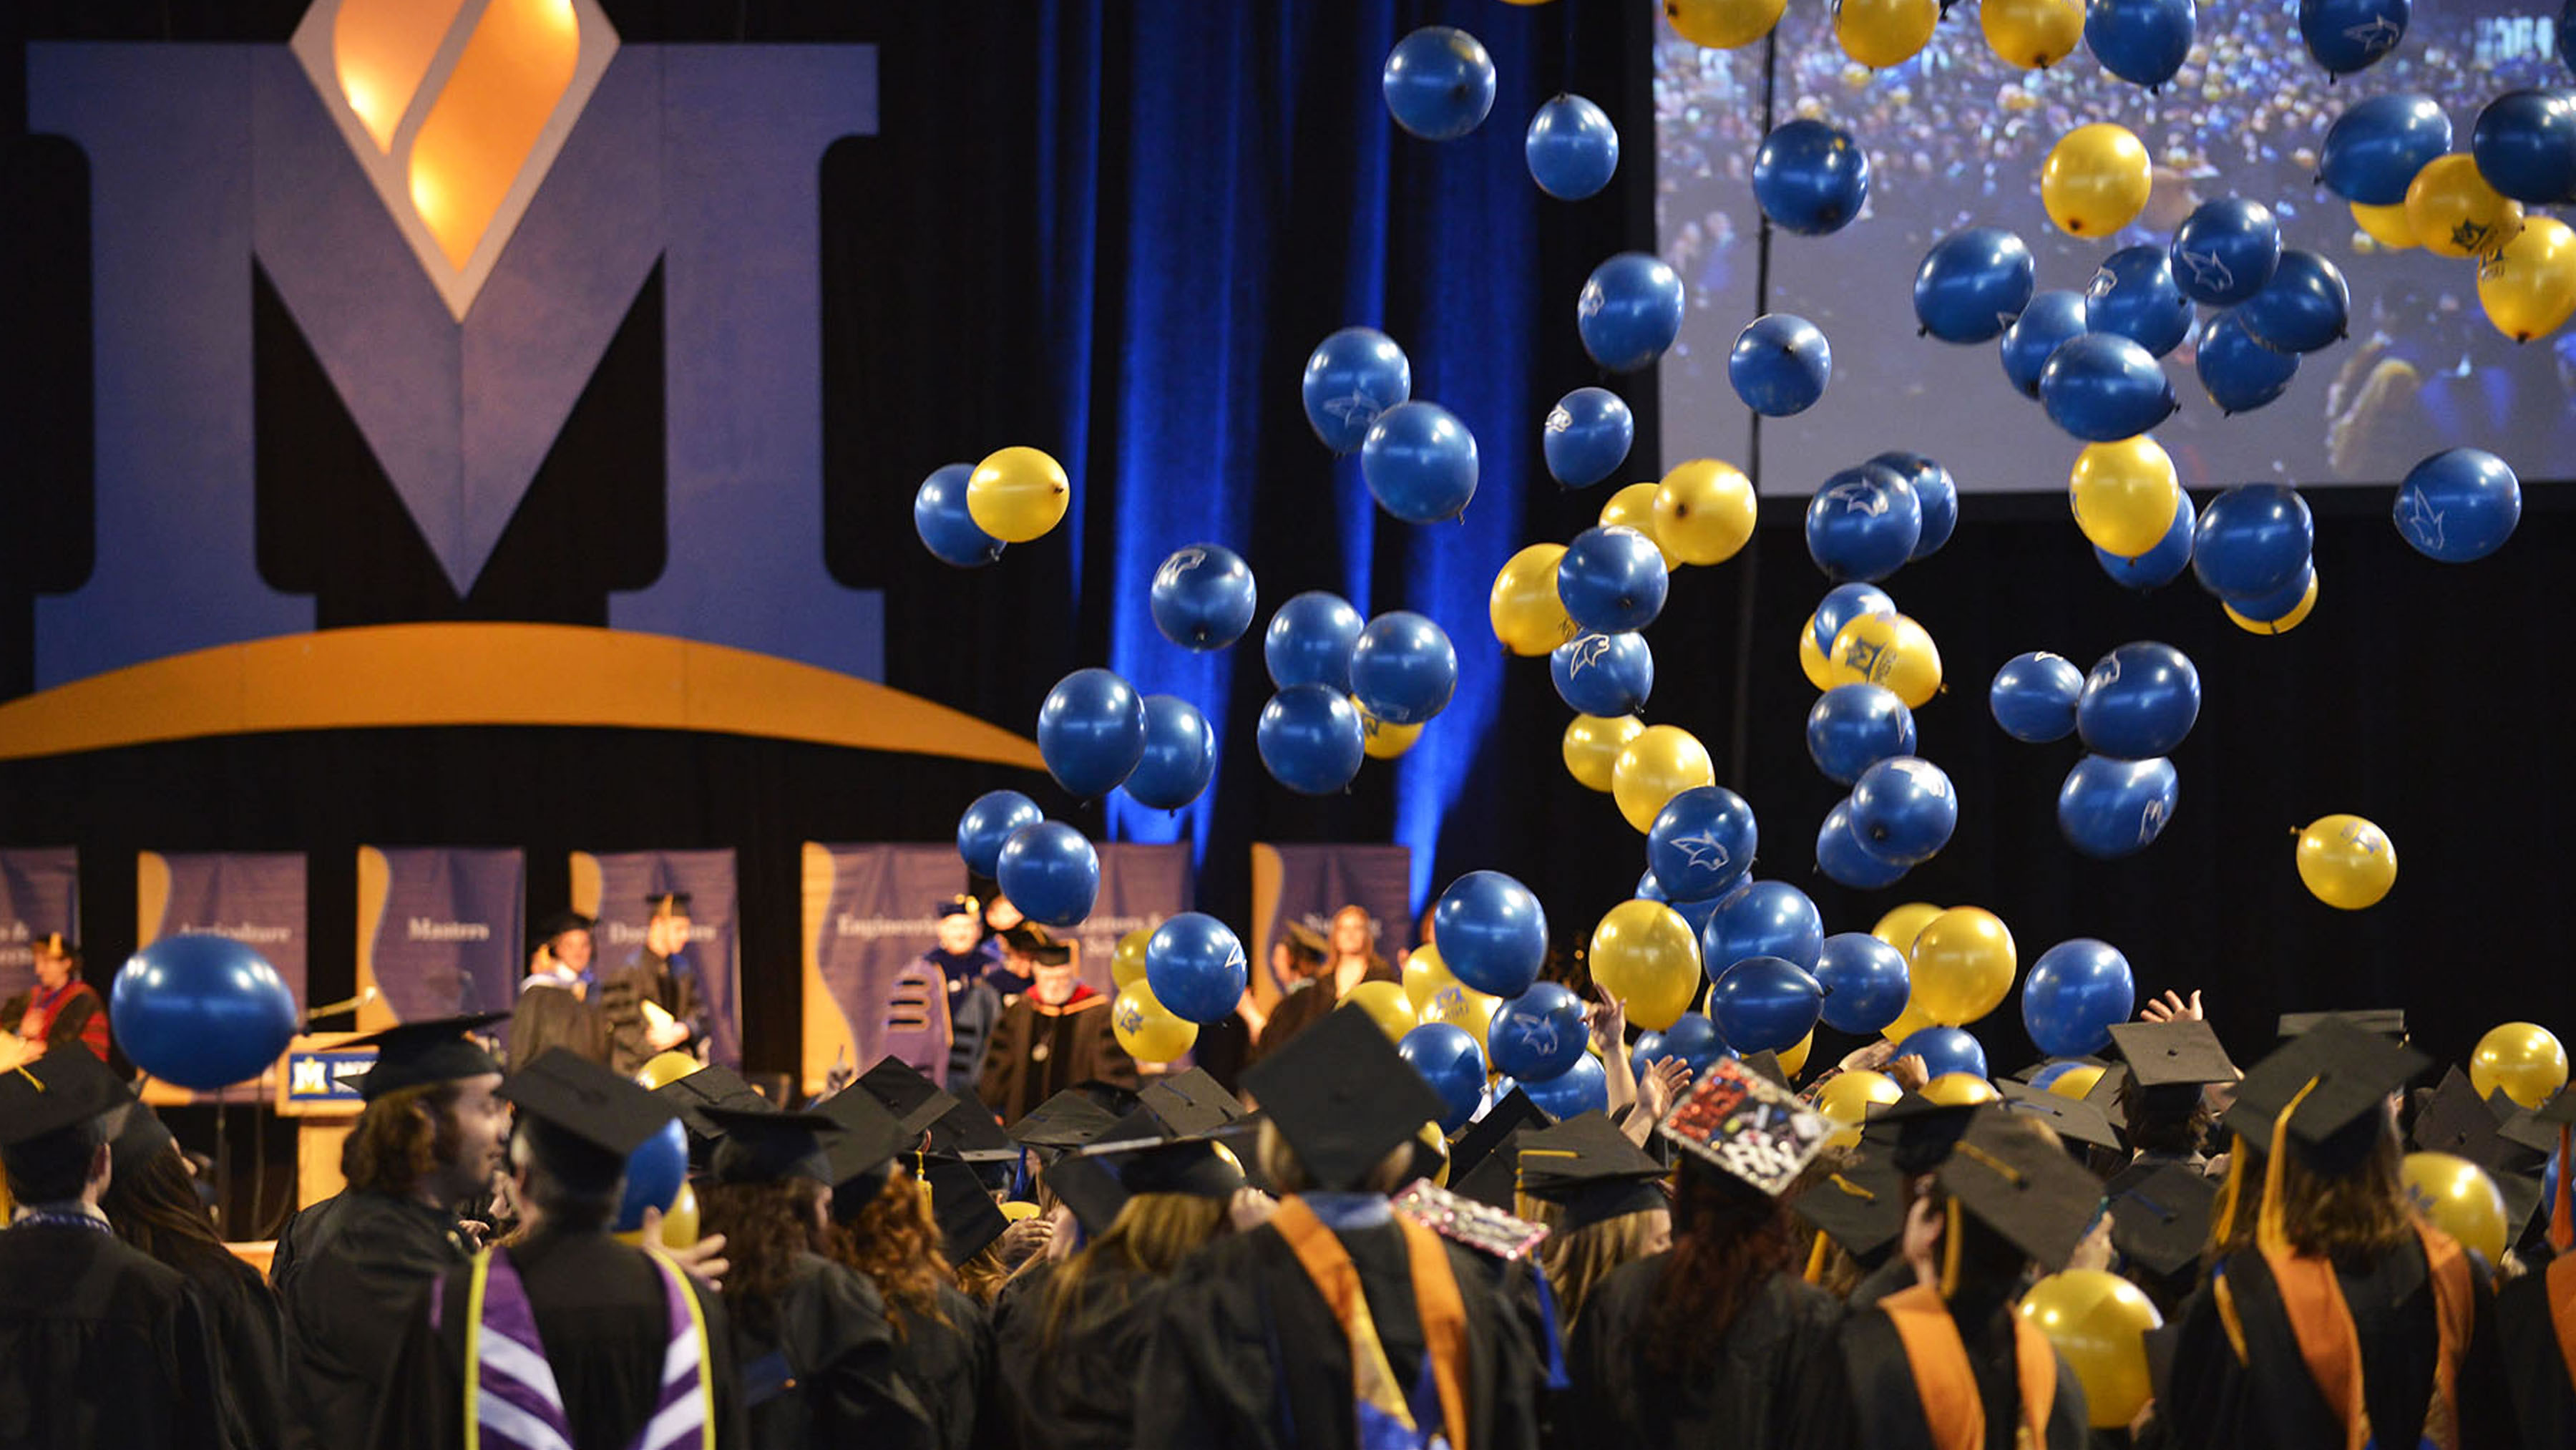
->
[977,930,1136,1122]
[599,891,711,1074]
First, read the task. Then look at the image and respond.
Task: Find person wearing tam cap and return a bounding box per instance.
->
[366,1049,749,1450]
[595,891,710,1076]
[2494,1087,2576,1443]
[0,1046,229,1450]
[914,895,1002,1098]
[3,930,109,1064]
[521,910,597,995]
[2145,1018,2519,1449]
[1136,1007,1540,1450]
[975,929,1138,1124]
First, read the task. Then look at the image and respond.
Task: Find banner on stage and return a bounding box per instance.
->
[355,847,525,1028]
[0,847,79,1003]
[572,848,742,1066]
[1248,844,1413,1007]
[138,850,308,1101]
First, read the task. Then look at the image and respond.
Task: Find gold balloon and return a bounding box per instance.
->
[2048,1064,2107,1101]
[1664,0,1787,49]
[1341,980,1418,1041]
[1816,1068,1903,1127]
[1653,459,1758,565]
[2406,154,2524,261]
[1563,714,1645,793]
[2018,1270,2164,1427]
[1611,724,1717,833]
[965,445,1071,543]
[1828,612,1943,709]
[635,1051,704,1091]
[1835,0,1937,67]
[2069,436,2181,558]
[997,1200,1042,1222]
[1908,907,2017,1026]
[1921,1072,2001,1106]
[1357,699,1425,760]
[1980,0,2084,68]
[2471,1022,2570,1110]
[2478,215,2576,344]
[2351,200,2417,250]
[1798,615,1836,691]
[2294,814,2397,910]
[1402,943,1458,1013]
[2400,1152,2510,1266]
[1111,927,1154,991]
[2041,124,2152,238]
[618,1182,702,1250]
[1420,980,1500,1052]
[1599,482,1678,566]
[1490,543,1576,656]
[1589,898,1704,1031]
[1780,1030,1814,1079]
[1872,901,1944,954]
[2224,571,2318,635]
[1113,980,1199,1063]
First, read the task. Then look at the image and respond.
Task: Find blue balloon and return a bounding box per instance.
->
[1558,525,1671,633]
[1435,871,1550,999]
[1526,92,1621,200]
[1578,253,1687,372]
[2565,1,2575,81]
[1521,1054,1609,1119]
[1636,868,1669,905]
[995,821,1101,927]
[2474,90,2576,205]
[2086,0,2195,87]
[1361,401,1480,523]
[2097,489,2196,589]
[1349,610,1458,726]
[2192,484,2314,598]
[1149,543,1257,651]
[1302,328,1413,453]
[1807,683,1916,784]
[1805,462,1922,583]
[2169,198,2281,306]
[2039,332,2177,444]
[2022,940,2136,1057]
[2057,754,2180,859]
[1264,591,1365,691]
[2299,0,2409,74]
[1647,785,1759,902]
[1812,583,1896,653]
[615,1118,688,1232]
[1125,695,1216,811]
[1543,387,1636,488]
[1709,956,1825,1055]
[1629,1028,1668,1079]
[2077,642,2201,759]
[1871,452,1957,558]
[1892,1026,1988,1083]
[1702,880,1824,977]
[2196,311,2300,414]
[2395,448,2522,563]
[1729,313,1834,417]
[1550,631,1654,716]
[914,463,1004,568]
[1989,652,2084,743]
[1382,26,1496,140]
[1999,289,2089,399]
[1752,118,1871,235]
[1256,684,1366,794]
[2237,249,2348,355]
[2321,94,2452,204]
[957,789,1045,877]
[1848,757,1958,864]
[110,935,301,1090]
[1400,1023,1490,1132]
[1669,892,1725,941]
[1037,668,1147,798]
[2084,246,2192,357]
[1145,912,1250,1025]
[2027,1060,2087,1092]
[1659,1013,1731,1076]
[1488,982,1589,1081]
[2230,565,2314,624]
[1913,227,2036,344]
[1816,800,1911,890]
[1815,933,1911,1034]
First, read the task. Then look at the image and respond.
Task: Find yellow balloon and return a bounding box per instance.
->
[2478,214,2576,344]
[1599,482,1678,567]
[1780,1029,1814,1079]
[1835,0,1937,67]
[2048,1064,2107,1101]
[2019,1270,2164,1427]
[1111,927,1153,991]
[1980,0,2084,68]
[2224,570,2318,634]
[997,1200,1042,1222]
[2471,1022,2570,1110]
[1652,459,1758,565]
[1420,980,1500,1052]
[1113,980,1199,1063]
[2351,200,2417,250]
[1872,901,1944,954]
[1611,724,1717,833]
[1816,1068,1903,1127]
[1908,907,2017,1026]
[1563,714,1645,793]
[2069,436,2181,558]
[1798,615,1836,691]
[1589,899,1704,1031]
[1357,699,1425,760]
[2406,154,2524,261]
[2294,814,2397,910]
[965,445,1070,543]
[635,1051,703,1091]
[618,1182,702,1250]
[2040,125,2152,238]
[2401,1152,2510,1267]
[1491,543,1576,656]
[1664,0,1787,49]
[1881,998,1938,1046]
[1402,943,1458,1013]
[1921,1072,2001,1106]
[1828,613,1943,709]
[1340,981,1418,1042]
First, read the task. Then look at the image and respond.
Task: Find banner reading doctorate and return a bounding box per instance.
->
[355,847,526,1026]
[572,849,742,1066]
[0,848,80,1003]
[1249,844,1414,1007]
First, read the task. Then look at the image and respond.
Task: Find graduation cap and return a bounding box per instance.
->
[2104,1159,2218,1278]
[2220,1017,2428,1174]
[1658,1057,1830,1197]
[1138,1068,1248,1139]
[0,1046,133,1152]
[1007,1091,1126,1153]
[2412,1067,2513,1166]
[2278,1009,2405,1042]
[530,910,594,945]
[2106,1021,2237,1088]
[2083,1064,2132,1131]
[347,1011,509,1101]
[32,931,78,963]
[1051,1134,1244,1237]
[937,895,980,919]
[654,1064,772,1162]
[1995,1079,2123,1154]
[502,1048,678,1189]
[645,892,693,920]
[1515,1112,1669,1232]
[1741,1049,1790,1090]
[702,1106,839,1186]
[1391,1180,1550,1263]
[823,1089,914,1215]
[1864,1094,1981,1175]
[109,1093,177,1182]
[1044,1154,1131,1237]
[1241,1005,1446,1192]
[1936,1109,2104,1271]
[2502,1084,2576,1155]
[1791,1157,1908,1263]
[1448,1090,1553,1190]
[2010,1056,2105,1084]
[924,1157,1010,1262]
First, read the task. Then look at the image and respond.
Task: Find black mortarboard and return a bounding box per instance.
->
[0,1047,132,1149]
[1937,1109,2103,1270]
[1007,1091,1125,1152]
[1045,1154,1131,1236]
[937,895,980,919]
[703,1106,838,1186]
[2084,1064,2132,1130]
[530,910,594,944]
[1106,1136,1244,1200]
[1241,1005,1447,1192]
[2104,1159,2217,1278]
[854,1056,987,1149]
[821,1089,913,1214]
[2278,1009,2406,1041]
[1996,1079,2124,1154]
[1742,1049,1790,1089]
[654,1064,771,1163]
[2493,1169,2547,1252]
[1792,1157,1908,1263]
[2011,1056,2105,1084]
[1138,1068,1248,1139]
[645,892,693,919]
[1448,1090,1555,1189]
[33,932,78,962]
[2221,1018,2427,1173]
[348,1011,509,1101]
[2106,1021,2238,1088]
[1864,1094,1980,1175]
[2413,1068,2512,1167]
[2502,1085,2576,1155]
[1516,1112,1669,1232]
[110,1095,177,1181]
[502,1048,677,1188]
[924,1157,1009,1261]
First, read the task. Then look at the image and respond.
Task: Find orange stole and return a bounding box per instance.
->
[2259,1223,2473,1450]
[1880,1284,2057,1450]
[1270,1197,1472,1449]
[2549,1253,2576,1408]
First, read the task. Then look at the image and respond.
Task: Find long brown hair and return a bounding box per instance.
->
[700,1177,826,1340]
[1042,1192,1229,1350]
[103,1147,236,1280]
[1643,1159,1796,1375]
[822,1169,952,1340]
[341,1083,463,1198]
[2273,1122,2412,1261]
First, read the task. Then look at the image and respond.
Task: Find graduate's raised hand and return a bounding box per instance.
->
[1228,1187,1278,1232]
[1584,986,1629,1059]
[995,1212,1053,1270]
[2139,989,2203,1023]
[1886,1054,1931,1094]
[644,1207,731,1291]
[1640,1056,1692,1121]
[2069,1211,2115,1273]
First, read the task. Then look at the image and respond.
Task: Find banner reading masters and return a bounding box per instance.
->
[356,847,526,1026]
[0,848,79,1003]
[138,851,308,1100]
[1249,844,1414,1007]
[572,849,742,1066]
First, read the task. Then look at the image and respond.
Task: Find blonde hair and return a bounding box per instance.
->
[1042,1193,1229,1348]
[1524,1197,1668,1328]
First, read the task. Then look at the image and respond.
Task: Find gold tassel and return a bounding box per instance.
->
[2211,1135,2248,1250]
[1941,1196,1963,1300]
[1804,1230,1830,1284]
[2255,1077,2321,1257]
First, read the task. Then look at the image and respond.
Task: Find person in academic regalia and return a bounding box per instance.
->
[2,930,110,1062]
[1246,921,1363,1064]
[977,930,1136,1123]
[522,910,598,995]
[1514,1111,1672,1339]
[918,895,1003,1098]
[1136,1008,1541,1450]
[2495,1089,2576,1443]
[0,1047,226,1450]
[599,892,711,1074]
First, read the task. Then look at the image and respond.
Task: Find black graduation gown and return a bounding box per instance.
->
[0,1221,225,1450]
[2496,1257,2576,1446]
[366,1225,748,1449]
[733,1252,931,1450]
[991,1258,1170,1450]
[1560,1254,1853,1450]
[888,1283,995,1450]
[1135,1217,1542,1450]
[270,1189,469,1450]
[1843,1290,2091,1450]
[167,1244,288,1450]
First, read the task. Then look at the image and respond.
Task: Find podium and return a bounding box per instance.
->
[268,1032,378,1208]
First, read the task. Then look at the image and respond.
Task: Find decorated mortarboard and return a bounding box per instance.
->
[936,895,981,919]
[1138,1068,1248,1139]
[2221,1017,2429,1173]
[821,1089,914,1212]
[1863,1094,1981,1175]
[2104,1159,2218,1278]
[1790,1156,1908,1262]
[645,892,693,919]
[1936,1108,2104,1270]
[702,1106,839,1186]
[1995,1079,2124,1154]
[1392,1179,1550,1263]
[2105,1021,2238,1089]
[924,1157,1010,1262]
[1658,1056,1830,1197]
[2278,1009,2406,1041]
[1516,1111,1669,1232]
[1006,1091,1126,1152]
[346,1011,509,1101]
[1240,1004,1447,1192]
[530,910,595,943]
[0,1046,133,1149]
[501,1048,678,1185]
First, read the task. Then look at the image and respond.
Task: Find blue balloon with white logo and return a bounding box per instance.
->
[1813,583,1896,653]
[2321,94,2451,204]
[1145,913,1249,1025]
[1805,463,1922,583]
[2096,490,2195,589]
[1752,118,1871,235]
[1362,401,1480,524]
[1871,452,1956,558]
[1149,543,1257,651]
[1435,871,1550,999]
[1488,982,1589,1081]
[1807,683,1916,784]
[2196,311,2301,414]
[2299,0,2410,75]
[1816,802,1911,890]
[2085,246,2192,357]
[1125,696,1216,812]
[1659,1013,1731,1076]
[1848,756,1958,864]
[1709,956,1825,1055]
[1543,387,1635,488]
[1264,591,1365,692]
[2395,448,2521,563]
[1382,25,1496,140]
[2077,642,2200,759]
[1893,1026,1989,1083]
[1302,328,1412,454]
[995,821,1101,927]
[1558,526,1670,634]
[1647,785,1758,902]
[1999,289,2089,399]
[1913,227,2036,344]
[1349,611,1458,726]
[2058,754,2180,858]
[914,464,1005,568]
[2039,333,2177,444]
[1526,92,1621,200]
[1578,253,1687,372]
[1729,313,1834,417]
[1038,668,1147,798]
[2193,484,2314,598]
[2023,939,2137,1057]
[2238,250,2348,354]
[1257,684,1367,795]
[1702,880,1825,977]
[1400,1023,1489,1132]
[2474,89,2576,204]
[1551,631,1654,716]
[2168,198,2281,306]
[1989,652,2084,744]
[957,790,1045,877]
[1815,933,1912,1034]
[1521,1054,1609,1119]
[2086,0,2195,87]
